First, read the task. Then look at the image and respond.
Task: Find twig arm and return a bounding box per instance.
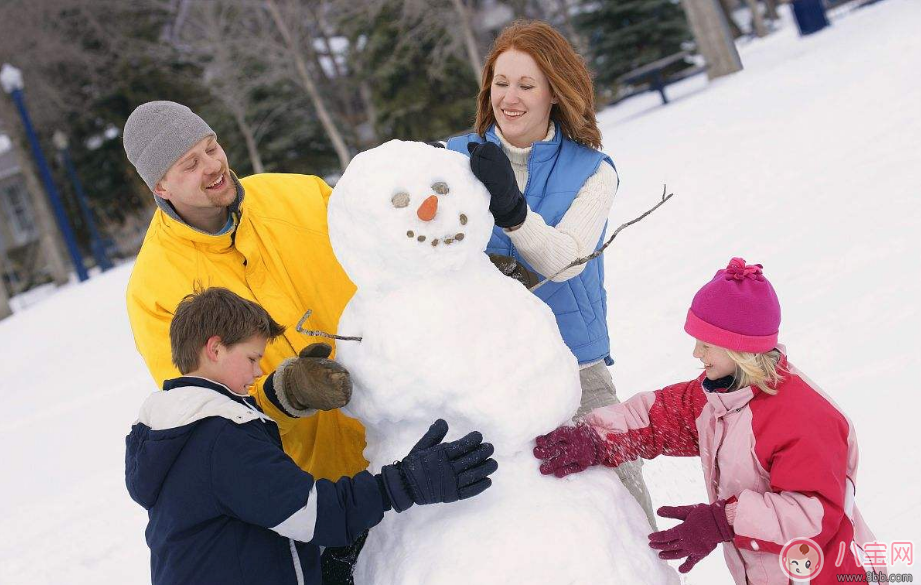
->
[295,310,363,342]
[530,185,675,291]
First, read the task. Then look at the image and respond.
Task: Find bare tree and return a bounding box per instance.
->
[259,0,353,169]
[681,0,743,80]
[0,0,111,134]
[549,0,588,55]
[743,0,768,37]
[348,0,486,82]
[164,0,269,173]
[449,0,484,78]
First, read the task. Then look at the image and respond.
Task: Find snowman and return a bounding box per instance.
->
[327,140,678,585]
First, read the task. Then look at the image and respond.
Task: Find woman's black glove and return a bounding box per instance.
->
[467,142,528,228]
[378,419,498,513]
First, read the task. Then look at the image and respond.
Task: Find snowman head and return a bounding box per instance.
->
[328,140,493,290]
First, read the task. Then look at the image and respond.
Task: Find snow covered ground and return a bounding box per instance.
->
[1,0,919,582]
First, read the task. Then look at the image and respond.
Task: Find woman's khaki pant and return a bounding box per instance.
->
[577,362,657,530]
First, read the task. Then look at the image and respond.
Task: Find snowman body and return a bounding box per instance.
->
[328,141,678,585]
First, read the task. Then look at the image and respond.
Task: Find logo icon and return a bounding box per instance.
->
[780,538,824,580]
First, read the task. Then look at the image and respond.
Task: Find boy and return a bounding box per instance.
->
[125,287,497,585]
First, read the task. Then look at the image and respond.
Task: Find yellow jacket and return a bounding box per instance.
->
[126,173,367,479]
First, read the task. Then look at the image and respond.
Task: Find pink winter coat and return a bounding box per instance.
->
[584,354,878,584]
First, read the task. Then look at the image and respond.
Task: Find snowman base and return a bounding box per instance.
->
[355,454,680,585]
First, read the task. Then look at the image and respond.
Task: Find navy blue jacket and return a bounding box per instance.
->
[125,377,386,585]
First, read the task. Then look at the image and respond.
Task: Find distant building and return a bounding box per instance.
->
[0,139,51,294]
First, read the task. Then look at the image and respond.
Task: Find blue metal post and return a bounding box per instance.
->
[58,145,113,271]
[7,87,88,282]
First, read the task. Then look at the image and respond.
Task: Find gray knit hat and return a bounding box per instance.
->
[123,101,216,191]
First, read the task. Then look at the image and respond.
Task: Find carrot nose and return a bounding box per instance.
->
[417,195,438,221]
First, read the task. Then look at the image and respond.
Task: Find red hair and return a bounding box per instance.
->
[475,20,602,149]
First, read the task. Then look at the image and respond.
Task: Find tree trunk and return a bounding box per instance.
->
[717,0,745,38]
[358,80,380,147]
[307,23,358,126]
[231,106,264,174]
[264,0,352,170]
[681,0,743,80]
[744,0,768,36]
[167,0,193,43]
[0,253,12,319]
[508,0,529,18]
[555,0,588,55]
[450,0,483,81]
[763,0,779,21]
[0,97,69,285]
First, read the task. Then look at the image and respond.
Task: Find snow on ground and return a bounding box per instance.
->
[1,1,919,582]
[601,0,921,580]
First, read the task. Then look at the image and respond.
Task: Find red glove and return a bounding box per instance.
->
[648,500,734,573]
[533,424,603,477]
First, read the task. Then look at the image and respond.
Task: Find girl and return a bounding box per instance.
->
[533,258,878,584]
[446,21,656,527]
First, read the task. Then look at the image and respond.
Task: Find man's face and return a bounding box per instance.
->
[154,136,235,214]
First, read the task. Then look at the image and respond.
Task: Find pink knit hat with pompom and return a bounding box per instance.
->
[684,258,781,353]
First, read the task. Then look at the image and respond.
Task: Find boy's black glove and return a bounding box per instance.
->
[273,343,352,414]
[378,419,498,513]
[467,142,528,229]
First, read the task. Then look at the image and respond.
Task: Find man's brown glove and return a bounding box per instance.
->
[273,343,352,415]
[488,253,541,289]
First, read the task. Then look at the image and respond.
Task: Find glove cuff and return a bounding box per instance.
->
[580,424,605,467]
[380,463,415,513]
[374,474,393,512]
[711,499,736,542]
[272,358,318,418]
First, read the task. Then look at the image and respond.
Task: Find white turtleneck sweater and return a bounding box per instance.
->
[497,124,618,283]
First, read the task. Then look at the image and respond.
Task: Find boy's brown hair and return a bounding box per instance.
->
[170,286,285,374]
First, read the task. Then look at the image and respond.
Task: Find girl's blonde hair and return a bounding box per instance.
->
[726,349,785,395]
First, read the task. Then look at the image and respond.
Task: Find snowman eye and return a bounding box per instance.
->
[432,182,449,195]
[391,192,410,208]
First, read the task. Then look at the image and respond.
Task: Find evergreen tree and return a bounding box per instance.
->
[576,0,693,90]
[341,1,479,143]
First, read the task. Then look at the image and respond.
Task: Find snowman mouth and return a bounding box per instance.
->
[406,230,466,247]
[405,213,468,247]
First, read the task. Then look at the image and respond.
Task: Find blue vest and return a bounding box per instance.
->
[447,123,615,365]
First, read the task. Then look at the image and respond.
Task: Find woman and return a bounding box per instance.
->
[446,20,656,527]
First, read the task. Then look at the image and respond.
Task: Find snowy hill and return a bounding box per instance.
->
[1,0,919,582]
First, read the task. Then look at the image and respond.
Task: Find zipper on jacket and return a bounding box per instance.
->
[288,539,305,585]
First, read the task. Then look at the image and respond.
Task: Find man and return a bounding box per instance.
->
[122,100,366,488]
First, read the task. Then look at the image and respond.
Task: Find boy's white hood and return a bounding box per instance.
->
[138,384,272,431]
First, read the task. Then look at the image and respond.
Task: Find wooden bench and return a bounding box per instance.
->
[613,49,708,105]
